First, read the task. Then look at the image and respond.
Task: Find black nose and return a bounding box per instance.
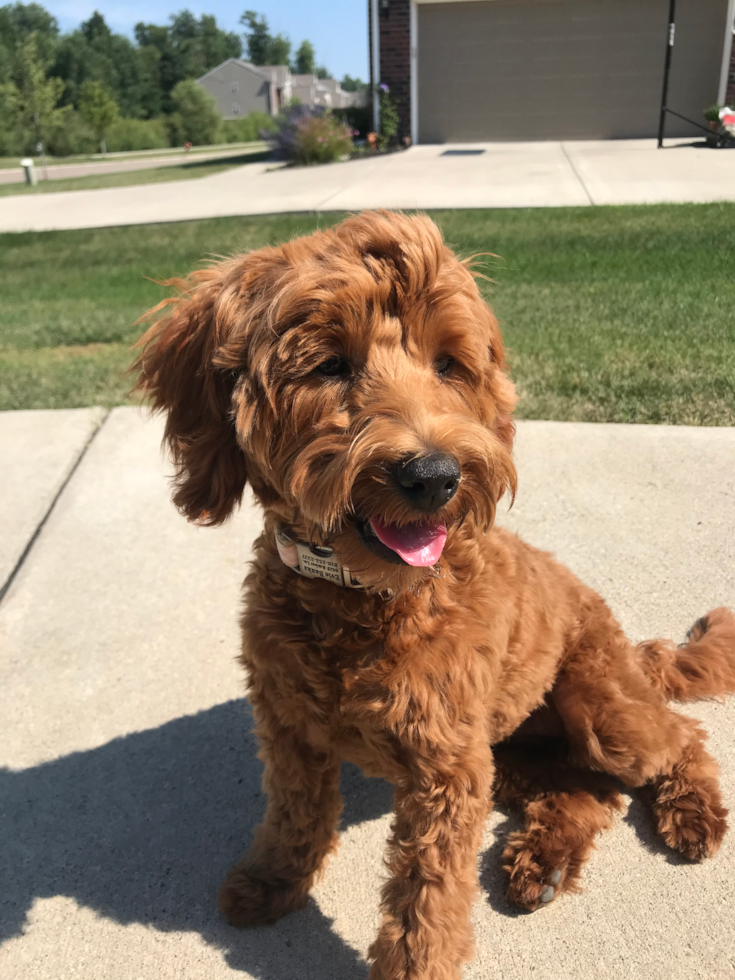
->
[394,452,461,513]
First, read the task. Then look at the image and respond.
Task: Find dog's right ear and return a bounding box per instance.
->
[132,265,249,526]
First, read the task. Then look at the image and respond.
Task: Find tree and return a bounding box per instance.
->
[170,78,219,145]
[240,10,290,66]
[293,39,315,75]
[240,10,271,64]
[267,32,290,66]
[0,80,21,153]
[80,9,110,45]
[341,74,364,93]
[0,2,59,79]
[199,14,241,67]
[136,12,242,115]
[14,32,68,152]
[79,79,118,152]
[315,66,332,80]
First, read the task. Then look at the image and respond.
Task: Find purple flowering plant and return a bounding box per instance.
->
[264,104,355,166]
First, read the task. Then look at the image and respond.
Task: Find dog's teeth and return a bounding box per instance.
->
[539,886,555,903]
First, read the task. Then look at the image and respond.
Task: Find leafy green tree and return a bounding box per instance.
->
[14,32,68,152]
[136,12,241,114]
[136,43,163,118]
[341,74,364,92]
[0,80,21,153]
[52,12,148,118]
[199,14,241,67]
[315,66,332,80]
[0,2,59,80]
[135,22,178,113]
[268,33,290,66]
[79,79,118,152]
[240,10,290,66]
[80,9,110,45]
[240,10,270,64]
[293,39,315,75]
[170,78,220,144]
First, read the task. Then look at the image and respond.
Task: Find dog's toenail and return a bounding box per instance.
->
[549,870,562,885]
[540,886,555,903]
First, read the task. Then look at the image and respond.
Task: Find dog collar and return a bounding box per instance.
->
[275,526,364,589]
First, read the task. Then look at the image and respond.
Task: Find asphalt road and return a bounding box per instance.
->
[0,146,263,185]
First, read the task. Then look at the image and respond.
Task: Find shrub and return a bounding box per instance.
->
[377,83,400,149]
[704,104,722,123]
[169,80,220,146]
[46,110,97,156]
[333,104,370,139]
[105,117,169,152]
[220,112,277,143]
[266,104,354,165]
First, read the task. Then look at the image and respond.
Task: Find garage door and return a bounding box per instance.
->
[418,0,728,142]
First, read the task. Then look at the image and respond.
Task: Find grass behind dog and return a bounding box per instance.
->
[1,203,733,423]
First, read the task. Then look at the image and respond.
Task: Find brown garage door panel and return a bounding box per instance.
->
[418,0,728,142]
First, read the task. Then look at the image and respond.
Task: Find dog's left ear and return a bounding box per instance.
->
[133,265,250,526]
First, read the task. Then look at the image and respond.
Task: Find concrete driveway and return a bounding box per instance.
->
[1,139,733,233]
[1,406,734,979]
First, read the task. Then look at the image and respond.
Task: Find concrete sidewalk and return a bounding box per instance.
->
[1,139,733,233]
[1,408,734,979]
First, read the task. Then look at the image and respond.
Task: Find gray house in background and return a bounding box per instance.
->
[197,60,364,119]
[196,59,276,120]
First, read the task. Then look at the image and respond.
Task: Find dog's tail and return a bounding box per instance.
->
[637,607,735,702]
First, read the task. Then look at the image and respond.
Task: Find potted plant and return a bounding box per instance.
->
[704,104,722,132]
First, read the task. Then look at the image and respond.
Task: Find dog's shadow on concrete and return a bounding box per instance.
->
[0,699,396,978]
[2,699,688,976]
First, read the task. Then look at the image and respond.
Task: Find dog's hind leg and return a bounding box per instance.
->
[552,598,729,863]
[494,741,623,911]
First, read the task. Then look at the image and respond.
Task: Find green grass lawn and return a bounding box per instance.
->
[1,204,733,423]
[0,148,270,197]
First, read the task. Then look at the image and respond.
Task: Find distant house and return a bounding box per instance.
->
[258,65,293,111]
[370,0,735,143]
[197,60,363,118]
[196,59,276,120]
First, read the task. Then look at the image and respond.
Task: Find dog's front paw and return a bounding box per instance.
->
[503,830,575,912]
[219,867,309,926]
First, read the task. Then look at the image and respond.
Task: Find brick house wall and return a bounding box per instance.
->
[727,30,735,104]
[369,0,412,143]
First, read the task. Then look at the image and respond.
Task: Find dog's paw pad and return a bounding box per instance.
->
[549,869,562,886]
[539,885,555,903]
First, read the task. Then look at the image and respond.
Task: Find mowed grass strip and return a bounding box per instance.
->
[1,203,733,422]
[0,148,270,197]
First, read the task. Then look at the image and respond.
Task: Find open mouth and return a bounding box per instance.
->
[355,517,448,567]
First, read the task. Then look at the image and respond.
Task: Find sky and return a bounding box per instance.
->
[41,0,370,81]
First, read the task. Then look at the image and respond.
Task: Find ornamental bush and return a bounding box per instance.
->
[220,112,277,143]
[266,104,354,165]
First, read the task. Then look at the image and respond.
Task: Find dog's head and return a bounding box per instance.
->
[134,211,516,590]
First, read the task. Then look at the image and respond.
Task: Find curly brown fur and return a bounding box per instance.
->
[134,211,735,980]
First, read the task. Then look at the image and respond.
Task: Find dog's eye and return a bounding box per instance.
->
[317,356,350,378]
[435,355,455,377]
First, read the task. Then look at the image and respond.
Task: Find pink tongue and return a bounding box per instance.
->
[370,518,447,567]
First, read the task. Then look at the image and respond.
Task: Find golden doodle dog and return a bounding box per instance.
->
[135,211,735,980]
